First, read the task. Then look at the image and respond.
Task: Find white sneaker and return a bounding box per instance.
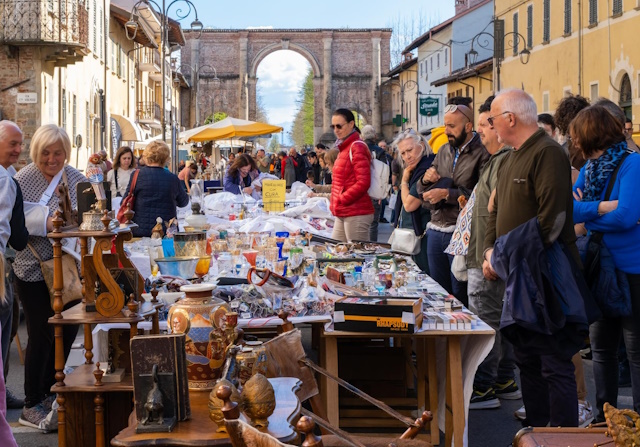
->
[578,400,594,427]
[514,405,526,421]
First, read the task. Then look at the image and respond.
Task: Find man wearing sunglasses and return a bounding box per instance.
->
[416,102,489,306]
[483,88,582,428]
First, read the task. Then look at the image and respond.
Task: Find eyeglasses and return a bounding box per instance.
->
[487,111,512,126]
[444,104,473,123]
[330,122,350,130]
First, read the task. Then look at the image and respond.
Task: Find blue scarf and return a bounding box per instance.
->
[582,141,628,201]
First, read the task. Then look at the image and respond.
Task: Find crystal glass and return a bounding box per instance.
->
[374,280,386,296]
[195,256,211,279]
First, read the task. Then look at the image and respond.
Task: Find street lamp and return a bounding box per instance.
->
[398,79,417,131]
[125,0,204,172]
[176,63,219,127]
[466,19,530,92]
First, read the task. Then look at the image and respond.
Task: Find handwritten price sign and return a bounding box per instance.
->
[262,179,286,212]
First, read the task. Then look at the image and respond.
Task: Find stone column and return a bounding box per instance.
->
[313,77,323,143]
[238,32,249,120]
[371,33,382,132]
[322,32,333,131]
[247,77,257,121]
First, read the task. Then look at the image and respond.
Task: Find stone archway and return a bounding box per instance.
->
[619,73,632,119]
[181,28,391,143]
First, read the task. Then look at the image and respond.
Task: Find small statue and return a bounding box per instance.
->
[151,217,164,240]
[85,153,107,211]
[141,364,164,426]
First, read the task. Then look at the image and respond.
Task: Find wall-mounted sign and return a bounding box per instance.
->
[420,97,439,116]
[17,93,37,104]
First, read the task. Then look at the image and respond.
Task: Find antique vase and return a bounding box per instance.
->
[168,283,234,389]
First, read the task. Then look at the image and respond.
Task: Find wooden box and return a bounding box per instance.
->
[334,297,423,333]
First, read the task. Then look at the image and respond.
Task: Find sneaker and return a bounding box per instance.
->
[42,394,57,412]
[469,387,501,409]
[514,405,526,421]
[5,389,24,409]
[494,379,523,400]
[379,217,389,223]
[18,403,49,430]
[578,400,595,427]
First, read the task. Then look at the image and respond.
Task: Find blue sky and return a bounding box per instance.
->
[186,1,456,143]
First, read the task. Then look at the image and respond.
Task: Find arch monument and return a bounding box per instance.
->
[180,28,392,144]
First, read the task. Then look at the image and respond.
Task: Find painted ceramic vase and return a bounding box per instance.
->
[236,341,268,386]
[168,284,233,390]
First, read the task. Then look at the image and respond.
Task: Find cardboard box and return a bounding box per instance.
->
[334,297,423,333]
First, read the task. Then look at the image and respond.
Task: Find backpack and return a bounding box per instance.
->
[349,143,391,200]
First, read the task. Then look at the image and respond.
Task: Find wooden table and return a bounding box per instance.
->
[111,377,302,446]
[319,327,495,447]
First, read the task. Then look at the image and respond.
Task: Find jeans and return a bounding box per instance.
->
[15,278,78,407]
[515,348,578,427]
[332,214,374,243]
[590,272,640,421]
[468,268,516,389]
[426,229,468,306]
[370,198,381,242]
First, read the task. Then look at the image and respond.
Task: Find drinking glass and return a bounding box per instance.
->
[195,257,211,279]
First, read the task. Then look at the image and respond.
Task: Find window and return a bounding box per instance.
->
[62,89,67,130]
[86,101,90,148]
[120,46,126,77]
[444,48,448,65]
[613,0,622,15]
[430,57,433,71]
[527,5,533,49]
[564,0,572,35]
[513,12,519,56]
[92,0,97,54]
[589,0,598,25]
[72,94,77,140]
[543,0,550,42]
[110,38,116,70]
[590,83,599,101]
[437,52,440,68]
[99,7,104,59]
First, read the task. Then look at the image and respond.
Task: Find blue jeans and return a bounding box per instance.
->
[426,229,468,306]
[590,272,640,421]
[468,268,516,389]
[370,198,381,242]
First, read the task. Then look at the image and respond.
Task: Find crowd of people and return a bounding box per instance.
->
[0,86,639,444]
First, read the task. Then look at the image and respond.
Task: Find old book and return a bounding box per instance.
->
[130,334,191,422]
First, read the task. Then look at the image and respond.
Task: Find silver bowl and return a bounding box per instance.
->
[155,257,200,278]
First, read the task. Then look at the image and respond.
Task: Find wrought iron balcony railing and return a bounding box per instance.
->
[0,0,89,47]
[137,101,161,123]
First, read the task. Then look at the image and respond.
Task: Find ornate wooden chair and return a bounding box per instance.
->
[262,327,432,447]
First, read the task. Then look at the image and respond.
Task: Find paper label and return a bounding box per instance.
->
[401,312,415,325]
[334,311,345,323]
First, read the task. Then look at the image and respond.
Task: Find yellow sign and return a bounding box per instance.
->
[262,179,286,212]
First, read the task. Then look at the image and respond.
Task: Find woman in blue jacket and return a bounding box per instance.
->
[571,105,640,422]
[223,153,259,195]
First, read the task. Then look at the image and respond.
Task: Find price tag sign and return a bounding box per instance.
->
[262,179,286,212]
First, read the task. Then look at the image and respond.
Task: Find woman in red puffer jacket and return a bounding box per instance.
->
[329,108,374,242]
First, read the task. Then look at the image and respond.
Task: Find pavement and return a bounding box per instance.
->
[4,209,635,446]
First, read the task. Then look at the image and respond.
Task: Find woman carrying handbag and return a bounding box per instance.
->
[390,129,434,273]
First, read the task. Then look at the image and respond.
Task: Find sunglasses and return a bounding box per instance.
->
[444,104,474,123]
[487,111,512,126]
[330,122,351,130]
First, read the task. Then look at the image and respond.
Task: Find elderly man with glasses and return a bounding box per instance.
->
[416,103,489,306]
[483,88,584,428]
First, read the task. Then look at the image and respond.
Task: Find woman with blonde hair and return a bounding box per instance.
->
[125,140,189,237]
[107,146,136,198]
[13,124,85,430]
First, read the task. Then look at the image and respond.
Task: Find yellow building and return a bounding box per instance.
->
[496,0,639,124]
[381,54,418,140]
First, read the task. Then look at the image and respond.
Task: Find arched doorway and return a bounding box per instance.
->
[619,73,632,119]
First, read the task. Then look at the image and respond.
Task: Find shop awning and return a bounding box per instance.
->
[111,114,145,141]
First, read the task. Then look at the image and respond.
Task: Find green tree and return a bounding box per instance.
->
[291,69,314,148]
[268,137,280,153]
[254,87,270,148]
[204,112,227,125]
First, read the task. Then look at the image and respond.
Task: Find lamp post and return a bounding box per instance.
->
[466,19,530,92]
[176,63,219,127]
[125,0,203,173]
[399,79,417,131]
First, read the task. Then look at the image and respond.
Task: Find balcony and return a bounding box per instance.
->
[149,60,171,82]
[137,101,162,129]
[138,47,160,73]
[0,0,89,66]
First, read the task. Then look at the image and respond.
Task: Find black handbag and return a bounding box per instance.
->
[578,152,632,318]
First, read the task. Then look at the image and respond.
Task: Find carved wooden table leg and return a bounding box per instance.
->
[57,393,67,447]
[84,322,94,364]
[94,392,105,447]
[151,308,160,335]
[79,236,88,305]
[130,322,138,340]
[320,335,339,426]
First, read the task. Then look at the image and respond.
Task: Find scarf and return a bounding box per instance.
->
[582,141,628,201]
[334,130,358,148]
[393,153,435,235]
